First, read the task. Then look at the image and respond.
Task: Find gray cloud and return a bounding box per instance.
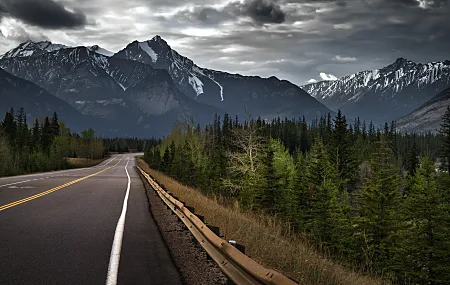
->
[0,0,86,29]
[169,0,287,26]
[237,0,286,24]
[0,0,449,86]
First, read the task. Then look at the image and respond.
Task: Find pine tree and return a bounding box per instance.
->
[331,110,357,189]
[393,157,450,284]
[161,146,171,173]
[2,108,16,143]
[261,144,277,213]
[51,112,60,136]
[406,140,419,176]
[305,137,340,243]
[41,117,53,153]
[439,106,450,173]
[31,119,41,151]
[359,136,400,272]
[15,108,29,152]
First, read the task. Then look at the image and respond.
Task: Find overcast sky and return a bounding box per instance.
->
[0,0,449,85]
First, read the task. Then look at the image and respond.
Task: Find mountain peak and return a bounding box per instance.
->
[149,35,170,50]
[88,45,114,57]
[1,40,69,59]
[151,35,164,42]
[394,57,415,65]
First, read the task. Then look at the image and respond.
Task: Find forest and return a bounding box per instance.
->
[144,110,450,284]
[0,108,155,177]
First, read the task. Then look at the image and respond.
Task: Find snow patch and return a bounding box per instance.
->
[89,45,114,57]
[139,42,158,63]
[208,75,224,101]
[188,75,204,96]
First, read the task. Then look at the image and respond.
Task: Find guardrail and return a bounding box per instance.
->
[137,166,298,285]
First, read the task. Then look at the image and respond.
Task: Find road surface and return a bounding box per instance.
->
[0,154,182,285]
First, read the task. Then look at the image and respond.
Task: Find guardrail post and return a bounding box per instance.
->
[196,214,205,223]
[228,240,246,255]
[207,225,221,237]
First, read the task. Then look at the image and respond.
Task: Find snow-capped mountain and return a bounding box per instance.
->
[0,36,331,136]
[0,40,69,59]
[302,58,450,123]
[0,44,220,136]
[113,36,331,120]
[88,45,114,57]
[396,87,450,133]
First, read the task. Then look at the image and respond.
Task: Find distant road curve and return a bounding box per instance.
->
[0,154,182,285]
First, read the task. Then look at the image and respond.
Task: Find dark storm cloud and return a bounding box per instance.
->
[237,0,286,24]
[1,0,450,85]
[0,0,86,29]
[167,0,287,27]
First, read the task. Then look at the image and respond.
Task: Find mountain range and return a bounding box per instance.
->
[0,37,331,137]
[1,36,449,136]
[396,87,450,133]
[302,58,450,124]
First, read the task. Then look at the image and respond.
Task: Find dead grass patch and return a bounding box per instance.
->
[67,157,108,168]
[137,159,381,285]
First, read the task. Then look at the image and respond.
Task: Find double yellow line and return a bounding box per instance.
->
[0,155,126,212]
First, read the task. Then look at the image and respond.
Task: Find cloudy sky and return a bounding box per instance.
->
[0,0,449,85]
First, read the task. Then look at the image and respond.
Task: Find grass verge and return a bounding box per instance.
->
[66,157,109,168]
[137,159,381,285]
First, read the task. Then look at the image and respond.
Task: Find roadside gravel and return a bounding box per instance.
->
[139,173,228,285]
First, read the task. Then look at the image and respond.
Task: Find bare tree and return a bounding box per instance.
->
[223,121,266,208]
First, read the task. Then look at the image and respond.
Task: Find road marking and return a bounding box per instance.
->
[0,155,118,182]
[0,156,121,188]
[106,158,131,285]
[102,156,118,167]
[0,155,126,212]
[0,167,90,181]
[0,179,33,188]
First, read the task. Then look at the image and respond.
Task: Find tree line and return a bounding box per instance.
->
[0,108,106,177]
[145,111,450,284]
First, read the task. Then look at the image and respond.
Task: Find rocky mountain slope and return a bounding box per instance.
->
[302,58,450,124]
[113,36,331,120]
[0,68,111,134]
[1,37,331,136]
[0,42,220,136]
[396,87,450,133]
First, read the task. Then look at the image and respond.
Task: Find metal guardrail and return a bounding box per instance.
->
[137,166,298,285]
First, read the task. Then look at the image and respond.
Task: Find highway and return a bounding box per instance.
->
[0,154,182,285]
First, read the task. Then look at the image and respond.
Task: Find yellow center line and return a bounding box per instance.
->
[0,155,127,212]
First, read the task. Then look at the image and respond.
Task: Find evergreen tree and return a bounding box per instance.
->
[439,106,450,173]
[31,119,41,151]
[393,157,450,284]
[261,143,277,213]
[2,108,16,143]
[305,137,339,243]
[359,137,400,272]
[331,110,357,189]
[51,112,60,136]
[406,140,419,176]
[41,117,53,153]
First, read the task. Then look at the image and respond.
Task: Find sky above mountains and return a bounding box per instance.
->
[0,0,449,85]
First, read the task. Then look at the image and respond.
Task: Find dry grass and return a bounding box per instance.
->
[137,159,382,285]
[66,157,108,168]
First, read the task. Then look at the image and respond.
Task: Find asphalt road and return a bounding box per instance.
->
[0,154,182,285]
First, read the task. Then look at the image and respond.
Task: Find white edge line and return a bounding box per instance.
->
[103,156,118,167]
[106,157,131,285]
[0,156,120,187]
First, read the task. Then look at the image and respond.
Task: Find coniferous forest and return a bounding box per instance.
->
[145,110,450,284]
[0,108,156,177]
